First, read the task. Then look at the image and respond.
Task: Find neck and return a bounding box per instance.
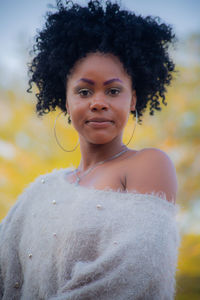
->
[78,136,127,171]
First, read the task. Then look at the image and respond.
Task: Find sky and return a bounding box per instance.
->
[0,0,199,88]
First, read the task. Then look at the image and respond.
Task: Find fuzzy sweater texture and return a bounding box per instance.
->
[0,167,181,300]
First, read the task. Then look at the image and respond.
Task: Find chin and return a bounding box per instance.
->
[87,135,115,145]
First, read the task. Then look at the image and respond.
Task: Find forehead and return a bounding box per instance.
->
[68,52,130,81]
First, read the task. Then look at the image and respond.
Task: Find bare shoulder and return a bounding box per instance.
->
[125,147,178,204]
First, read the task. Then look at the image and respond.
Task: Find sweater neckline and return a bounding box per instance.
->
[59,167,178,210]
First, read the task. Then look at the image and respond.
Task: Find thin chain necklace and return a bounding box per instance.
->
[73,146,129,185]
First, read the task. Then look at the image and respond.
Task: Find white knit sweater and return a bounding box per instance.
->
[0,167,181,300]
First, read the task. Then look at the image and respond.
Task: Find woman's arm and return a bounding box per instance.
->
[125,148,178,204]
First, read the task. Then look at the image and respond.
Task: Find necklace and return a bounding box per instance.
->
[73,146,129,185]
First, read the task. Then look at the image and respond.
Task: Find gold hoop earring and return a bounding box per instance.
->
[54,111,79,152]
[125,109,138,146]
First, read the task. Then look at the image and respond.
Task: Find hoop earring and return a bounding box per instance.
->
[54,111,79,152]
[125,109,138,146]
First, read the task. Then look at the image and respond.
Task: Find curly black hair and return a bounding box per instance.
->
[27,0,177,124]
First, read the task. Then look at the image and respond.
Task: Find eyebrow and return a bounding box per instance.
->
[76,78,123,85]
[77,78,95,85]
[103,78,123,85]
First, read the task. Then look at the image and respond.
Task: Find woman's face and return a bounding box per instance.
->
[66,52,136,145]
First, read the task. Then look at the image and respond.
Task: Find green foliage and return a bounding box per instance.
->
[175,235,200,299]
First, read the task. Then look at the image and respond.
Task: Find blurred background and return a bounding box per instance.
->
[0,0,200,298]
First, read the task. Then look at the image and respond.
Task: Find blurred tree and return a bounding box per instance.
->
[0,32,200,299]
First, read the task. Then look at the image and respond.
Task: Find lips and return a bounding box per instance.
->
[85,117,114,128]
[86,118,113,123]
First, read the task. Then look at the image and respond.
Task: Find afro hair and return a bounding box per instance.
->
[27,0,177,124]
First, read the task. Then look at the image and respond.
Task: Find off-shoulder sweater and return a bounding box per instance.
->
[0,167,181,300]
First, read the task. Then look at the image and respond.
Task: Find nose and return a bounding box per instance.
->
[90,96,109,112]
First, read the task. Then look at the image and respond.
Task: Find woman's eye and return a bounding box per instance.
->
[78,89,91,97]
[108,88,121,96]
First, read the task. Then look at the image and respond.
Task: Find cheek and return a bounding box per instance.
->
[121,111,130,127]
[69,103,87,127]
[114,104,130,126]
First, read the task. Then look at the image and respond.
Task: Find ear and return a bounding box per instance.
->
[130,90,137,111]
[65,98,70,115]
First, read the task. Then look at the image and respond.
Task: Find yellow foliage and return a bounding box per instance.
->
[0,55,200,297]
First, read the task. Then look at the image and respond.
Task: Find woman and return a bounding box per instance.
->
[0,1,181,299]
